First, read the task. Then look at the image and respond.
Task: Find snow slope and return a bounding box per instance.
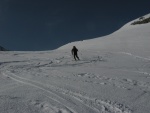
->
[58,14,150,58]
[0,14,150,113]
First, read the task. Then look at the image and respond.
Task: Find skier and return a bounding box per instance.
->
[71,46,80,61]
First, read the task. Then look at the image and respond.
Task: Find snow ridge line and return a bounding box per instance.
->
[3,71,100,113]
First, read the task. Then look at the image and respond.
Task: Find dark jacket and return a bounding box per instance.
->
[72,46,78,55]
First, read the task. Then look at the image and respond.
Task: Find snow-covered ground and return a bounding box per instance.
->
[0,14,150,113]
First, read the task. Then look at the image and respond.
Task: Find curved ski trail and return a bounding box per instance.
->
[3,71,100,113]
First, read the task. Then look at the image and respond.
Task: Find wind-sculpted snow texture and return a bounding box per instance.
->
[0,14,150,113]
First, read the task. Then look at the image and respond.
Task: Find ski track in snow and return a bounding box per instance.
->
[119,52,150,61]
[3,71,101,113]
[0,53,132,113]
[3,72,78,113]
[1,50,150,113]
[2,71,132,113]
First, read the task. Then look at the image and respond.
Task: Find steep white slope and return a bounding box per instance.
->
[58,14,150,57]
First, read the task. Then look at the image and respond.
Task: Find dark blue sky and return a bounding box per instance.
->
[0,0,150,51]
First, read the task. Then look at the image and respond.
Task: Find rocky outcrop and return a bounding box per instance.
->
[0,46,7,51]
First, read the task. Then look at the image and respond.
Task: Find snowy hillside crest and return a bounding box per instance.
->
[58,13,150,58]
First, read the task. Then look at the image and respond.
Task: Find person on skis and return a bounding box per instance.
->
[71,46,80,60]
